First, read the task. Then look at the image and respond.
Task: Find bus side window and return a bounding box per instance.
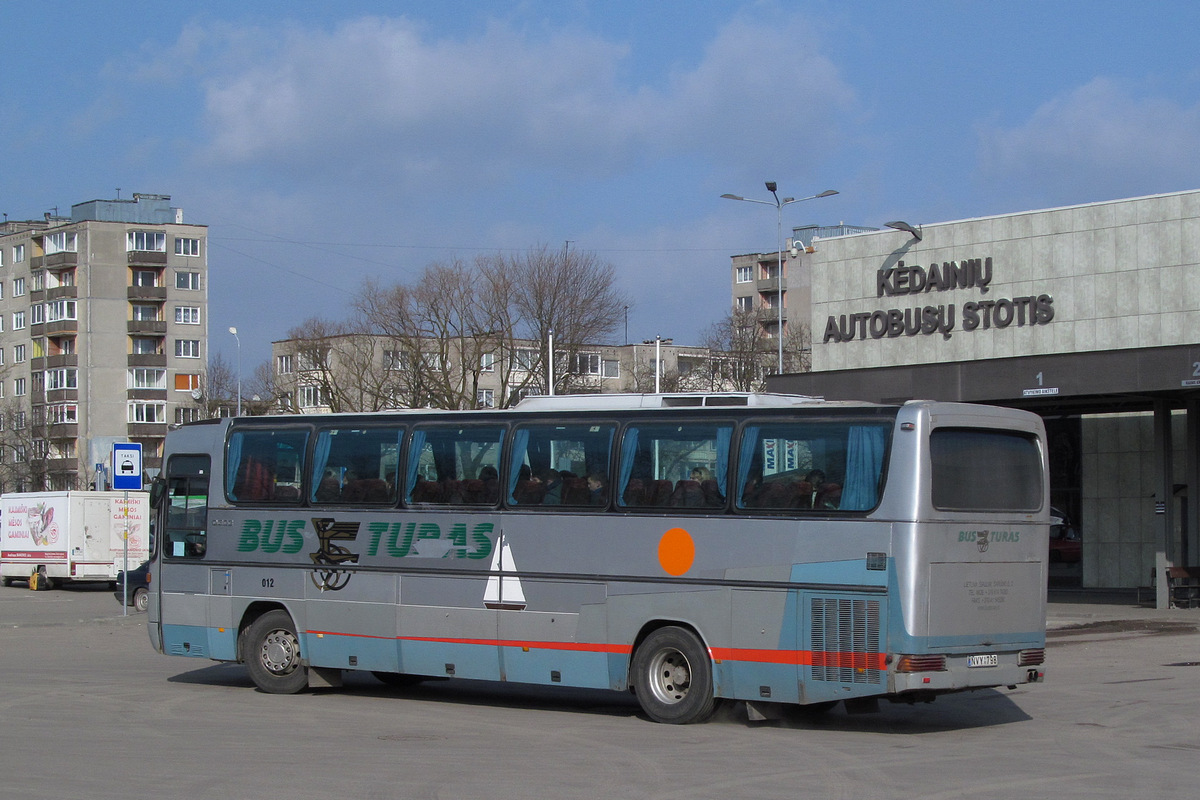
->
[406,426,504,506]
[506,423,615,508]
[616,422,732,510]
[309,426,403,505]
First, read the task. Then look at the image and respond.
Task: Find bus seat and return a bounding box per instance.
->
[649,479,674,506]
[410,479,443,503]
[622,478,645,505]
[561,476,589,505]
[315,477,341,503]
[513,479,546,505]
[274,485,300,502]
[700,479,724,507]
[669,480,703,507]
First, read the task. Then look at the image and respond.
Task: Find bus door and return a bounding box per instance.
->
[155,454,212,654]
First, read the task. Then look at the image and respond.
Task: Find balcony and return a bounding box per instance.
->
[756,276,782,293]
[128,353,167,368]
[128,320,167,335]
[128,285,167,301]
[32,354,79,370]
[128,423,168,439]
[47,285,78,301]
[127,388,168,401]
[45,424,80,440]
[42,320,78,336]
[44,252,78,268]
[127,250,168,266]
[45,388,79,404]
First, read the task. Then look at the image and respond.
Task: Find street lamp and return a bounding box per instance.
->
[722,183,838,373]
[228,326,241,416]
[642,336,673,393]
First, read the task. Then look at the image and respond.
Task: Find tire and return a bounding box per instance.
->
[631,626,720,724]
[243,610,308,694]
[133,587,150,613]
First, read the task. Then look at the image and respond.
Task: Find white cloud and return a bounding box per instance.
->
[977,78,1200,205]
[192,14,858,188]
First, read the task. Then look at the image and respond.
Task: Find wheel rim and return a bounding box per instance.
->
[260,629,300,675]
[645,646,692,705]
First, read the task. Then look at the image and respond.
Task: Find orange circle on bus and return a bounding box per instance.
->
[658,527,695,576]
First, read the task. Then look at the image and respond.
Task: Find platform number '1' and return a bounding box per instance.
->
[1035,372,1043,387]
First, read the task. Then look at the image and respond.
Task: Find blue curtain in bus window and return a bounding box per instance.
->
[310,431,333,502]
[405,430,427,503]
[841,425,887,511]
[735,427,760,507]
[225,433,243,497]
[507,428,530,503]
[715,426,732,490]
[617,427,639,504]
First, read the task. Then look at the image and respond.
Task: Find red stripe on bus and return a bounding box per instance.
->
[711,647,887,670]
[306,629,632,655]
[305,630,882,668]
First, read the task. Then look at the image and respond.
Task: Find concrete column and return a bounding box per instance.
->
[1153,400,1175,609]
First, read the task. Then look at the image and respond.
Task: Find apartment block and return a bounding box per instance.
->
[0,193,208,490]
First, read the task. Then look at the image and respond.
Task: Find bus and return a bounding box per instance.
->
[147,392,1048,724]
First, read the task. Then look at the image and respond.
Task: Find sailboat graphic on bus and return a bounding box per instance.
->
[483,537,526,610]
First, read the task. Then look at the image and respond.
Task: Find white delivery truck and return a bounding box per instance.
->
[0,491,149,589]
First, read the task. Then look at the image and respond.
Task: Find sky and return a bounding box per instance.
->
[4,0,1200,373]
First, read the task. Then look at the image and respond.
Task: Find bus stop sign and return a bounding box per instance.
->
[112,442,143,491]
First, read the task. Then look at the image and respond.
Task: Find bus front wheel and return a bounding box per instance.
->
[631,626,720,724]
[244,610,308,694]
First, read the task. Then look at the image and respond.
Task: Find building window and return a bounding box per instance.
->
[13,244,24,263]
[45,231,78,254]
[130,368,167,389]
[31,338,45,358]
[175,237,201,257]
[47,404,78,424]
[12,311,25,330]
[13,345,25,363]
[175,306,201,324]
[175,407,202,424]
[736,266,752,283]
[127,231,166,252]
[30,305,44,325]
[477,388,495,408]
[175,271,200,290]
[602,359,620,379]
[132,269,158,287]
[572,353,601,375]
[30,271,44,292]
[46,300,77,322]
[13,277,25,297]
[132,304,160,322]
[128,401,166,423]
[481,352,496,372]
[382,350,403,371]
[48,269,74,288]
[46,368,78,390]
[514,348,538,372]
[276,354,294,374]
[175,339,201,358]
[174,373,200,391]
[299,384,328,408]
[735,296,753,312]
[132,337,161,355]
[14,378,26,396]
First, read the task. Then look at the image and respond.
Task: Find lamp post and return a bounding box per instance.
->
[228,326,241,416]
[722,183,838,373]
[642,336,673,393]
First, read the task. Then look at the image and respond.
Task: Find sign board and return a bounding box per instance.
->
[112,443,143,491]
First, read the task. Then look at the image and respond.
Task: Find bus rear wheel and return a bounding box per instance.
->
[631,626,720,724]
[244,610,308,694]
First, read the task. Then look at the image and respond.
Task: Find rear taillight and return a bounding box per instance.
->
[894,654,947,673]
[1018,648,1044,666]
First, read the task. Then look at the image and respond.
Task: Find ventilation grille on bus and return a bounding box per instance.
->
[810,597,883,684]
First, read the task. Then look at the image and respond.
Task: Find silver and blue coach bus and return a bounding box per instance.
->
[147,392,1048,724]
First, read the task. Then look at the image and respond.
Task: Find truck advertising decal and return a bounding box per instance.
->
[2,498,67,561]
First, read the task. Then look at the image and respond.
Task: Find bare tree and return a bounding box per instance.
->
[508,244,629,395]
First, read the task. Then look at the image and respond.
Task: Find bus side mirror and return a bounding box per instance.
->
[149,476,168,509]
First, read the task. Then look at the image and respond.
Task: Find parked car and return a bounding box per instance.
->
[114,561,150,612]
[1049,507,1082,563]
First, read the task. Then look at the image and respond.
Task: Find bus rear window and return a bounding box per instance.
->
[930,428,1043,512]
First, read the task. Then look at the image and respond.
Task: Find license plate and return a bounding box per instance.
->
[967,654,998,668]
